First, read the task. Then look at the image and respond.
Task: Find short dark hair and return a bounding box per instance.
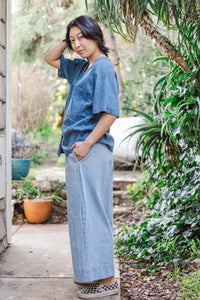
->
[65,15,109,57]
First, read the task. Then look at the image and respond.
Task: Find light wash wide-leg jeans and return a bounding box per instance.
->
[65,143,115,282]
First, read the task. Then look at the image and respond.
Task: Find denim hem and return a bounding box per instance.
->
[74,264,115,283]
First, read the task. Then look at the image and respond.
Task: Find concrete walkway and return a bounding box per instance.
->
[0,224,120,300]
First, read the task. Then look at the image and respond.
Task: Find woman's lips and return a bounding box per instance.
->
[78,50,84,55]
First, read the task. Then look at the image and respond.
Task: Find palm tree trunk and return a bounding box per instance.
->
[139,11,191,73]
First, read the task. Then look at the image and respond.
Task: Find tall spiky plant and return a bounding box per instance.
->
[85,0,200,73]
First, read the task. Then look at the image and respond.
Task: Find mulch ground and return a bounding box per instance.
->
[13,201,184,300]
[113,204,182,300]
[12,203,68,225]
[118,258,180,299]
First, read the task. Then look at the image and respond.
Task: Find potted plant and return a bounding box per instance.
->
[23,198,53,223]
[11,129,32,180]
[22,182,53,223]
[12,177,65,223]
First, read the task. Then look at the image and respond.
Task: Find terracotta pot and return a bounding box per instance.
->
[23,199,53,223]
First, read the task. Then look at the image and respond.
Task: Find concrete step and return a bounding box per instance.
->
[113,190,128,205]
[113,177,137,191]
[113,170,141,191]
[113,205,135,217]
[12,170,141,215]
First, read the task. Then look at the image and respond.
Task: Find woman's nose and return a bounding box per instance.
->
[75,39,80,48]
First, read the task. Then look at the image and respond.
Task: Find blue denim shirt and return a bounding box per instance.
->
[57,55,120,156]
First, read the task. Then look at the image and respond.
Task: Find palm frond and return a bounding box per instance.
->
[122,107,154,122]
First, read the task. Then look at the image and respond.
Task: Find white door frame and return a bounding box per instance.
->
[5,0,12,242]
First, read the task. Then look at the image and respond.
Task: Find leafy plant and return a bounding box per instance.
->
[12,176,64,206]
[118,39,168,116]
[27,122,61,167]
[116,148,200,268]
[12,176,37,201]
[90,0,195,72]
[127,172,148,206]
[122,108,171,166]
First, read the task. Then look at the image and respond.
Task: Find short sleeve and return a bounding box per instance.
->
[58,55,84,84]
[93,61,120,117]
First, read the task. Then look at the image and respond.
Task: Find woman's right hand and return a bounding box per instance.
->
[70,141,92,161]
[44,40,67,69]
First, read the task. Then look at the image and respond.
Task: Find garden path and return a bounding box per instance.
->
[0,224,120,300]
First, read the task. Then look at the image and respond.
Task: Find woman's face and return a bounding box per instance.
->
[69,26,100,62]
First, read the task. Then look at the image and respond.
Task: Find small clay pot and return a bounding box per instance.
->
[23,199,53,223]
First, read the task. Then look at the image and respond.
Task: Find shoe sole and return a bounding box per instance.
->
[74,279,99,285]
[77,287,119,298]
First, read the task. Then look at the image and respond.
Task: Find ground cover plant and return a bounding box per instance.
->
[178,268,200,300]
[116,150,200,267]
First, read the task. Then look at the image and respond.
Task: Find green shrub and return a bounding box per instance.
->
[127,172,149,207]
[116,148,200,268]
[31,145,49,167]
[27,122,61,167]
[116,14,200,268]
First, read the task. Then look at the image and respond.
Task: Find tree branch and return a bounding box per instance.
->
[139,11,191,73]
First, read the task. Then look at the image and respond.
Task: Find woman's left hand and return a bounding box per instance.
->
[70,141,92,161]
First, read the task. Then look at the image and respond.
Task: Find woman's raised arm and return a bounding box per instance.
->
[44,40,67,69]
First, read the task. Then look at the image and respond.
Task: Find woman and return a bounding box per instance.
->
[45,15,120,298]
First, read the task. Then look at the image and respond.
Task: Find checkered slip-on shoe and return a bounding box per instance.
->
[77,280,119,298]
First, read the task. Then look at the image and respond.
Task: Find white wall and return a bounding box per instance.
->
[0,0,12,254]
[110,117,144,162]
